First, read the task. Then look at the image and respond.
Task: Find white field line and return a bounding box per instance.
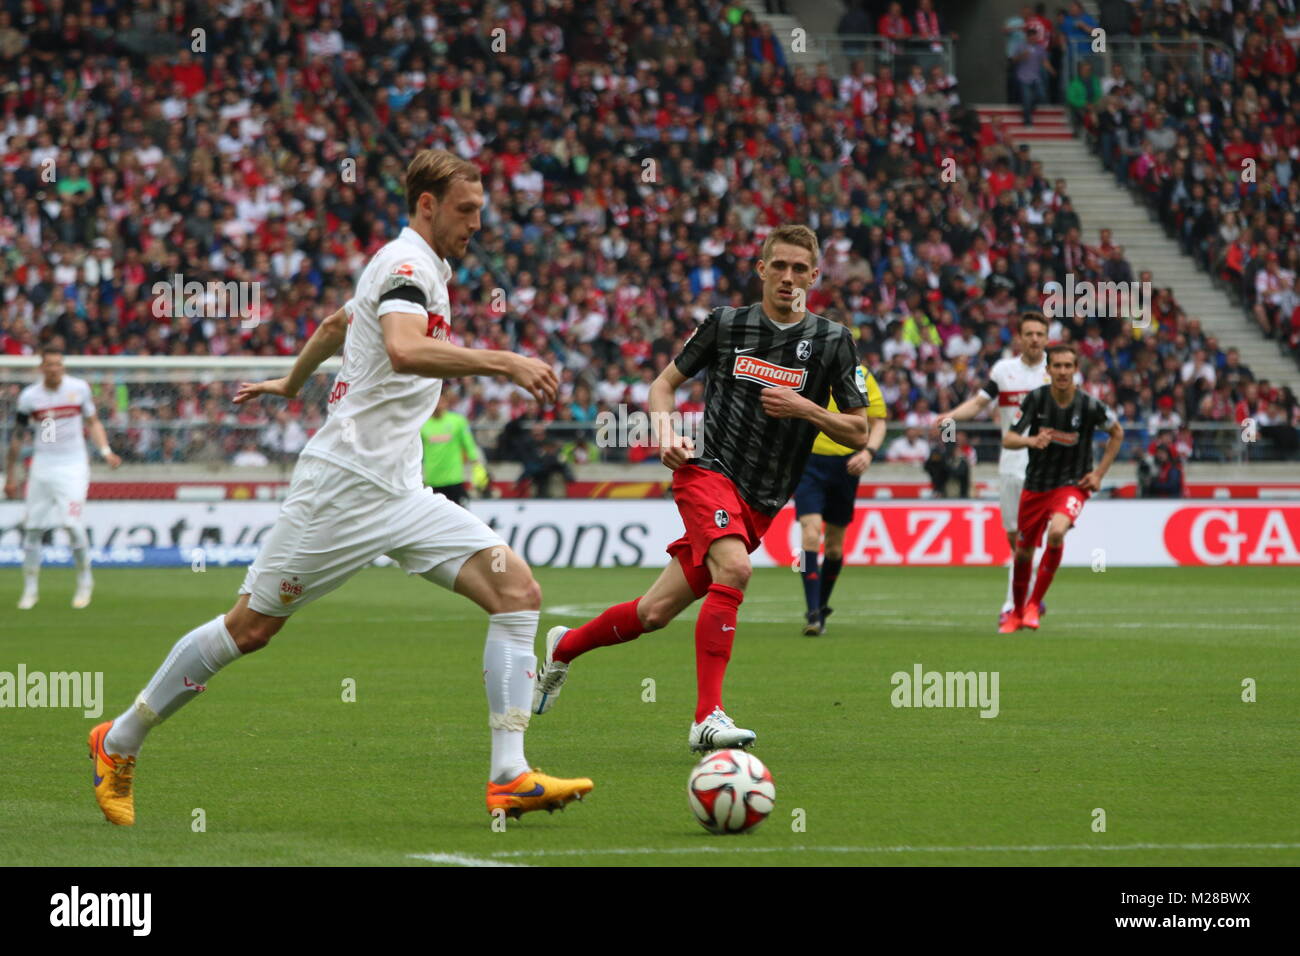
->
[412,842,1300,864]
[409,852,529,867]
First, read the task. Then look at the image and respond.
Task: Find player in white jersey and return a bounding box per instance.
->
[87,150,593,827]
[942,313,1050,628]
[5,347,122,609]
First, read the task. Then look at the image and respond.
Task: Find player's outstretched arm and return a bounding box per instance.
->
[944,392,992,424]
[1080,420,1124,491]
[1003,429,1052,450]
[810,404,869,449]
[234,306,349,404]
[847,416,888,476]
[4,419,25,498]
[650,365,694,469]
[1004,391,1049,450]
[84,415,122,469]
[381,312,557,404]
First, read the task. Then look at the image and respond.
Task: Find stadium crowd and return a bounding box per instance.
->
[1069,0,1300,371]
[0,0,1297,482]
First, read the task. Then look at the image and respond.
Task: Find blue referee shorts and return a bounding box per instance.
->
[793,453,858,526]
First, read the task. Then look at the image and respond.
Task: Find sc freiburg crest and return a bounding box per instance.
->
[714,509,730,529]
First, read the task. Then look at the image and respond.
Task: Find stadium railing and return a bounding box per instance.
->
[802,34,955,79]
[1062,35,1234,93]
[517,419,1296,466]
[0,356,337,478]
[3,359,1294,480]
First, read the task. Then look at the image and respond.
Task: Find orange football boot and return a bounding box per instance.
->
[88,721,135,826]
[486,769,593,819]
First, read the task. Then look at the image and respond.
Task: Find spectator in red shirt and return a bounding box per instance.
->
[913,0,949,43]
[1264,33,1296,75]
[619,325,652,365]
[874,67,896,102]
[1234,382,1262,424]
[171,49,206,98]
[1222,127,1259,168]
[987,158,1017,197]
[1027,6,1053,47]
[878,2,913,41]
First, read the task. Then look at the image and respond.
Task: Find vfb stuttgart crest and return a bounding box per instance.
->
[796,339,812,361]
[714,509,730,529]
[279,576,304,605]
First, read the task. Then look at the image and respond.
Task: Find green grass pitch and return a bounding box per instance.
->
[1,565,1296,867]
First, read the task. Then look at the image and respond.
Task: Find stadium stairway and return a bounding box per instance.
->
[976,104,1074,143]
[977,105,1298,393]
[742,0,830,66]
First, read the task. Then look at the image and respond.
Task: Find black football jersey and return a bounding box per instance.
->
[674,303,869,515]
[1009,385,1119,492]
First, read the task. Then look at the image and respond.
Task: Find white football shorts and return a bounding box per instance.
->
[240,456,504,617]
[999,473,1025,534]
[24,462,89,530]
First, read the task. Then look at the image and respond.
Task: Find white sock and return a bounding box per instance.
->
[68,524,91,582]
[484,610,537,784]
[105,615,242,757]
[22,529,41,592]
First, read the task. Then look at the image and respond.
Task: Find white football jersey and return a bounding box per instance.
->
[299,226,453,495]
[978,355,1050,477]
[16,376,94,467]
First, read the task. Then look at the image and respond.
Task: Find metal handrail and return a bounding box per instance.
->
[468,418,1293,464]
[2,415,1290,466]
[798,34,955,80]
[1061,35,1234,98]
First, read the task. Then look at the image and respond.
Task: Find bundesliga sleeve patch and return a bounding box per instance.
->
[855,366,868,395]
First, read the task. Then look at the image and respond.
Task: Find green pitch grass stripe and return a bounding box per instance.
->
[5,566,1294,868]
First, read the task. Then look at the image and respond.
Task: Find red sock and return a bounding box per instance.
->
[694,583,744,723]
[554,598,644,663]
[1011,555,1033,612]
[1029,544,1063,607]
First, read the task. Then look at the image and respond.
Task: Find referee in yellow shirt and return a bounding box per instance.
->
[793,361,888,635]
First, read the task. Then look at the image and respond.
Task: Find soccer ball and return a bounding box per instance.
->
[687,749,776,834]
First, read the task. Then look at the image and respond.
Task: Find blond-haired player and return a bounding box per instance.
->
[88,150,592,826]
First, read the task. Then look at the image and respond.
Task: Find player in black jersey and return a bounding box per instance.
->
[531,225,871,750]
[1001,343,1123,633]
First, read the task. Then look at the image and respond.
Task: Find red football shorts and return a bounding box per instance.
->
[666,464,773,595]
[1016,485,1089,550]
